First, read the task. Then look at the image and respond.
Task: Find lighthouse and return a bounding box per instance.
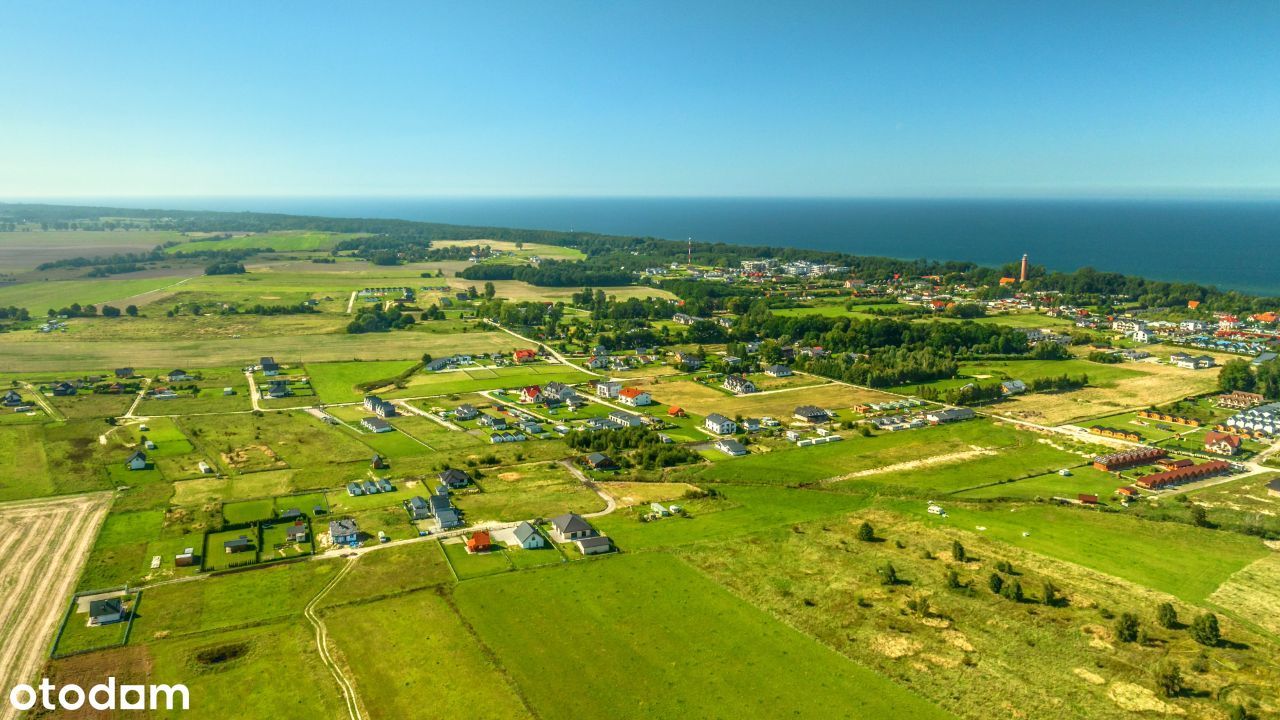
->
[1019,254,1028,283]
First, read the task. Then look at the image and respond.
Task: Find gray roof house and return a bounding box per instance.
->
[512,521,546,549]
[550,513,595,542]
[793,405,831,423]
[125,451,148,470]
[89,598,124,625]
[439,468,472,488]
[575,535,614,555]
[329,519,360,544]
[704,413,737,435]
[405,495,431,520]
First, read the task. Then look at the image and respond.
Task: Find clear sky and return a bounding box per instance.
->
[1,1,1278,198]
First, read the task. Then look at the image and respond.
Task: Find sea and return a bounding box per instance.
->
[64,197,1280,296]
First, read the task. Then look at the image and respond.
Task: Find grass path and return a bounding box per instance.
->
[304,558,365,720]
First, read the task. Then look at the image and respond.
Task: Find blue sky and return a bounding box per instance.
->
[1,1,1278,197]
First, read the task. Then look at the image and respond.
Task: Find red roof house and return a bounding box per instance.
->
[513,349,538,363]
[466,531,492,553]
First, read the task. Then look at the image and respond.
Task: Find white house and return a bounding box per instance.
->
[616,387,651,406]
[704,413,737,435]
[512,521,546,549]
[594,380,622,399]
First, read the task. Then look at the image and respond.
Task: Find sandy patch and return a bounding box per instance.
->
[871,634,923,659]
[1073,667,1106,685]
[1107,682,1185,715]
[942,629,975,652]
[823,446,996,483]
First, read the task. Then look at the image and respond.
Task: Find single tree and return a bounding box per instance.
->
[1001,579,1024,603]
[1190,612,1221,647]
[857,521,875,542]
[1115,612,1140,643]
[1152,661,1183,698]
[1189,505,1210,527]
[125,304,138,316]
[1041,580,1059,606]
[945,568,962,589]
[988,573,1004,595]
[878,562,899,586]
[950,540,966,562]
[1156,602,1178,629]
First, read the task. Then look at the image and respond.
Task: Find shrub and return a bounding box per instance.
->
[878,562,899,586]
[1152,661,1183,698]
[1115,612,1140,643]
[857,521,875,542]
[987,573,1004,595]
[1156,602,1178,629]
[950,540,966,562]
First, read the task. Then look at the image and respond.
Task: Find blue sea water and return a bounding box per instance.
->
[79,197,1280,296]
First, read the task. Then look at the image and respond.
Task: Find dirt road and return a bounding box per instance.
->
[0,493,112,720]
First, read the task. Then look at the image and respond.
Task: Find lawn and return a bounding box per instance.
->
[52,592,138,657]
[454,553,951,719]
[441,539,514,579]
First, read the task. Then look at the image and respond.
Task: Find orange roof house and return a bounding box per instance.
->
[667,406,686,417]
[1187,300,1200,309]
[1252,312,1278,324]
[466,531,492,553]
[999,277,1017,285]
[513,349,537,363]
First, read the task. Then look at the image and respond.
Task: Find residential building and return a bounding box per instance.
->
[1204,431,1242,456]
[89,599,124,625]
[609,410,644,427]
[512,521,545,549]
[363,394,397,417]
[575,536,613,555]
[467,531,492,553]
[361,417,393,433]
[329,519,360,545]
[260,357,280,376]
[550,513,595,542]
[594,380,622,399]
[125,451,148,471]
[585,452,616,470]
[793,406,831,424]
[927,408,976,424]
[764,365,792,377]
[704,413,737,435]
[722,375,757,394]
[405,495,431,520]
[439,468,473,488]
[715,438,748,456]
[617,387,652,406]
[454,404,479,421]
[518,385,542,404]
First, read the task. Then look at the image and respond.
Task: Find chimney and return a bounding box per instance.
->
[1019,254,1028,282]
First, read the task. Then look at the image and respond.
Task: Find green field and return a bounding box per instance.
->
[324,591,530,717]
[898,501,1268,602]
[168,230,357,253]
[455,553,952,719]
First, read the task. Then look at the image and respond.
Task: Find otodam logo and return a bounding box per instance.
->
[8,678,189,712]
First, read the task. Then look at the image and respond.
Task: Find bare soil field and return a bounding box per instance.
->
[994,362,1221,425]
[0,493,111,720]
